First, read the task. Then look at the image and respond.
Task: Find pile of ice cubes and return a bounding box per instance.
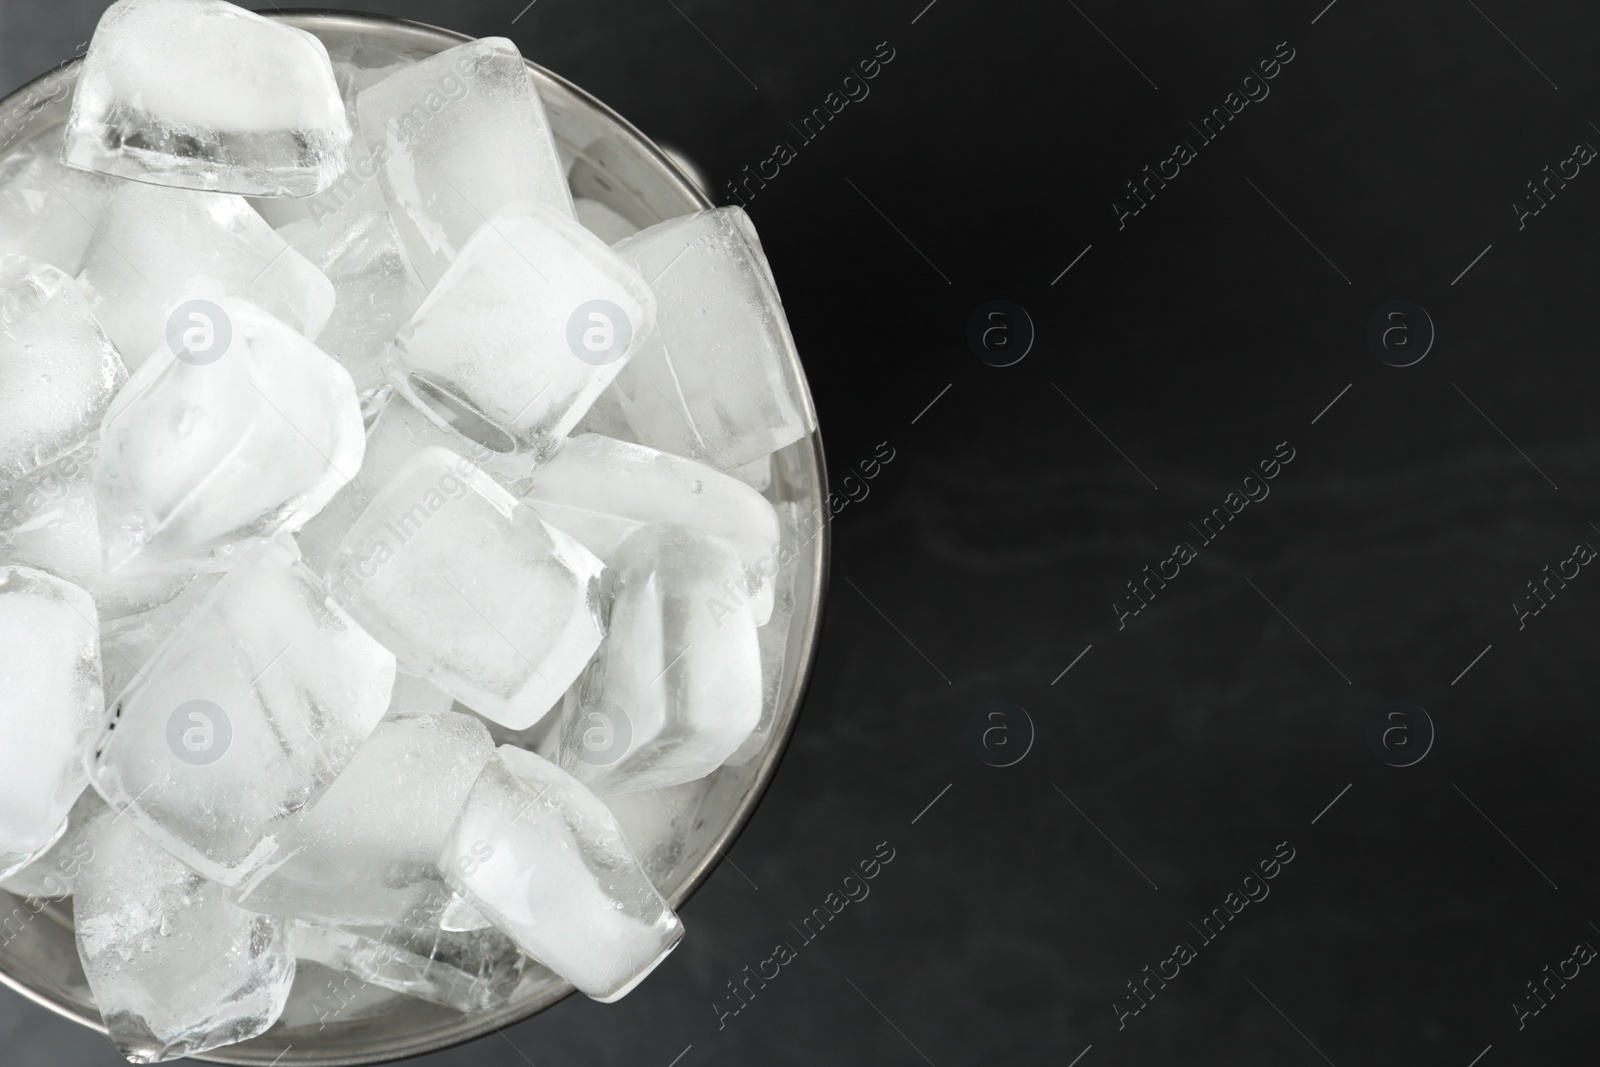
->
[0,1,815,1061]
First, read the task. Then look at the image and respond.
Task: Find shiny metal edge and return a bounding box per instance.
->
[0,9,830,1065]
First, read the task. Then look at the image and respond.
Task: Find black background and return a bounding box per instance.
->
[5,1,1600,1065]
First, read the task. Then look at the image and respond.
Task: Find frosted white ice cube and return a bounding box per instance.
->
[0,256,126,485]
[88,539,396,888]
[62,0,351,196]
[74,809,294,1063]
[521,434,779,624]
[0,566,102,879]
[557,525,761,794]
[440,745,683,1001]
[0,129,118,275]
[95,297,364,574]
[296,392,536,577]
[611,208,814,469]
[575,197,640,245]
[0,788,103,900]
[356,36,573,289]
[326,447,606,731]
[288,922,525,1014]
[383,201,655,458]
[239,710,494,928]
[77,182,335,371]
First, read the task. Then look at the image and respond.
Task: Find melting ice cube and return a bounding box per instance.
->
[610,208,814,469]
[0,566,102,880]
[239,710,495,929]
[74,807,295,1062]
[355,36,573,289]
[94,297,364,574]
[383,201,655,460]
[327,447,606,730]
[61,0,351,196]
[88,538,396,888]
[439,745,683,1001]
[0,255,126,486]
[556,524,761,794]
[76,181,335,372]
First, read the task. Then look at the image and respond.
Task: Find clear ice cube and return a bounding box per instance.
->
[276,210,426,393]
[0,128,118,275]
[439,745,683,1001]
[0,255,127,485]
[88,538,396,888]
[557,524,761,794]
[611,208,814,469]
[287,921,525,1014]
[239,710,495,928]
[76,182,335,371]
[74,808,295,1062]
[61,0,351,196]
[521,433,779,624]
[95,297,365,574]
[355,36,573,289]
[295,392,536,578]
[383,201,656,459]
[0,566,102,879]
[326,446,606,731]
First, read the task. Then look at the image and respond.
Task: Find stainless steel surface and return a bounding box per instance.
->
[0,11,829,1064]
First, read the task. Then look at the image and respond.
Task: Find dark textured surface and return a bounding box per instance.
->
[4,1,1600,1064]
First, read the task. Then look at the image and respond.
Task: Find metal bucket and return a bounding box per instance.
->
[0,11,828,1064]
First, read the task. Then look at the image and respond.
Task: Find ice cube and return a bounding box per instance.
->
[383,201,656,459]
[76,182,335,372]
[355,36,573,289]
[438,892,492,932]
[729,501,807,766]
[557,524,761,794]
[603,781,711,888]
[288,922,525,1014]
[0,256,127,485]
[439,745,683,1001]
[0,442,196,619]
[0,566,102,880]
[520,433,779,624]
[61,0,351,196]
[0,788,104,901]
[0,128,118,275]
[611,208,814,469]
[249,40,399,231]
[238,710,494,929]
[74,808,295,1063]
[277,211,426,392]
[326,447,606,731]
[295,392,536,577]
[99,571,224,708]
[574,197,640,245]
[95,297,364,574]
[88,539,396,888]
